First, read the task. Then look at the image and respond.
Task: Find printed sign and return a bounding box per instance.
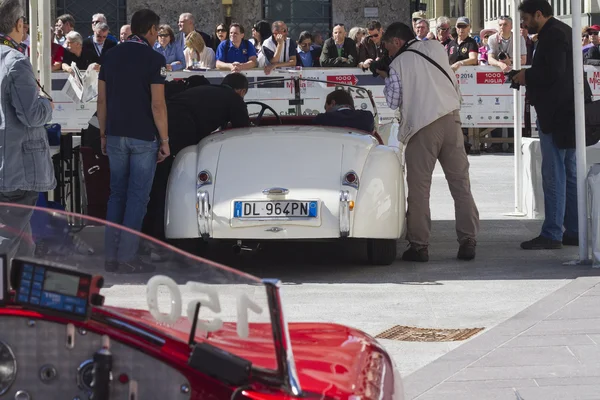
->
[326,74,358,87]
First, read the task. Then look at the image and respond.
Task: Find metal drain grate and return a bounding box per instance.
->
[375,326,484,342]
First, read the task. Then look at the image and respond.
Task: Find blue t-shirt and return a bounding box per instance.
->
[99,37,166,141]
[215,40,257,63]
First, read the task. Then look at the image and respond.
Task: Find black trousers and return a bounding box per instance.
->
[142,113,206,242]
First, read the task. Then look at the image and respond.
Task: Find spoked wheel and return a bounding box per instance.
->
[366,239,398,265]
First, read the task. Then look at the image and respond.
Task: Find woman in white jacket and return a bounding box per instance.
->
[184,31,216,69]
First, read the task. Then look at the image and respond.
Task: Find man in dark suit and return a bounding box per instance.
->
[512,0,592,250]
[82,22,117,65]
[142,73,250,246]
[320,24,358,67]
[313,89,374,133]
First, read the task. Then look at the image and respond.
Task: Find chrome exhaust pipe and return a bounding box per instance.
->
[232,241,260,254]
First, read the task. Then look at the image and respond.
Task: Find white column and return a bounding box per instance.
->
[38,0,51,93]
[28,0,38,80]
[571,0,590,261]
[512,0,523,214]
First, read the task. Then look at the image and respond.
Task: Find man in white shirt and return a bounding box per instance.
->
[377,22,479,262]
[487,15,527,72]
[262,21,297,73]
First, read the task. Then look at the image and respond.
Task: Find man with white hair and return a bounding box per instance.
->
[174,13,211,61]
[83,22,117,64]
[91,13,118,43]
[0,0,55,259]
[435,16,452,46]
[62,31,97,72]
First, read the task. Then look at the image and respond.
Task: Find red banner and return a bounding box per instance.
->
[476,72,505,84]
[326,75,358,87]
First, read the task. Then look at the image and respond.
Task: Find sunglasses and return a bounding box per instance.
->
[456,25,468,29]
[437,27,449,31]
[591,31,600,36]
[158,33,169,37]
[92,20,102,24]
[217,28,226,32]
[370,33,379,38]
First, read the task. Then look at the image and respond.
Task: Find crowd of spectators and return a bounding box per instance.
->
[35,10,548,78]
[16,8,563,81]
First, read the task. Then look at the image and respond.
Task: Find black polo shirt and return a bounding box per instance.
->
[447,36,478,64]
[99,35,166,141]
[62,49,92,71]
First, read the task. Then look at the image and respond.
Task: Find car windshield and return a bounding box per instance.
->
[244,74,379,125]
[0,203,279,371]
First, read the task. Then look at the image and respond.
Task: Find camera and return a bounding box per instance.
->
[504,69,521,90]
[498,51,508,61]
[368,56,393,77]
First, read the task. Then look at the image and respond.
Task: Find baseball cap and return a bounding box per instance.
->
[412,11,426,20]
[588,24,600,32]
[456,17,471,26]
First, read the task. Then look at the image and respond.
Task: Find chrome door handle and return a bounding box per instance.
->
[262,187,289,195]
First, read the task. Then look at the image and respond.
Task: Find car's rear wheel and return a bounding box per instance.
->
[367,239,397,265]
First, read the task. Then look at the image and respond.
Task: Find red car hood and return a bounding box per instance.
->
[104,307,396,398]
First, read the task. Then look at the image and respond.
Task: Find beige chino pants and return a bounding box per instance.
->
[404,110,480,247]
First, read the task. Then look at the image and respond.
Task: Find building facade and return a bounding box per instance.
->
[483,0,600,30]
[49,0,411,42]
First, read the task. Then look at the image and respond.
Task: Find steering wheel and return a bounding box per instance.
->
[245,101,282,126]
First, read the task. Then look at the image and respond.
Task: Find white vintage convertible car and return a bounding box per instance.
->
[165,76,405,265]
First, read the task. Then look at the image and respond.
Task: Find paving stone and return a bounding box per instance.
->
[502,334,596,347]
[468,346,579,368]
[546,296,600,320]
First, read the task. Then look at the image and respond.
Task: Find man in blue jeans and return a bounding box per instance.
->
[513,0,583,249]
[97,9,170,273]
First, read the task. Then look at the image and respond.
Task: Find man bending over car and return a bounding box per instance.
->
[142,73,250,249]
[313,89,375,133]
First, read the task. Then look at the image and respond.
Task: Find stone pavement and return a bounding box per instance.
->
[404,276,600,400]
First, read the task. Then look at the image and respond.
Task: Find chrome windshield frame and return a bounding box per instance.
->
[246,75,380,133]
[262,279,302,397]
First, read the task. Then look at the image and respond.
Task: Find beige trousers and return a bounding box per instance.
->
[404,110,480,247]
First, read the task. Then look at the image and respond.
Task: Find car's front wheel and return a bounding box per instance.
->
[367,239,397,265]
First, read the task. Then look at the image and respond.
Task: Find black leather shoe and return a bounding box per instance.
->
[521,236,562,250]
[457,238,476,260]
[402,246,429,262]
[105,260,119,273]
[562,235,579,246]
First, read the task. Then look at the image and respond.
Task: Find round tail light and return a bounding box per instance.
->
[345,172,357,184]
[343,171,359,188]
[198,170,211,185]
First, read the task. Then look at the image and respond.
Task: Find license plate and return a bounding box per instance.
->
[233,201,318,218]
